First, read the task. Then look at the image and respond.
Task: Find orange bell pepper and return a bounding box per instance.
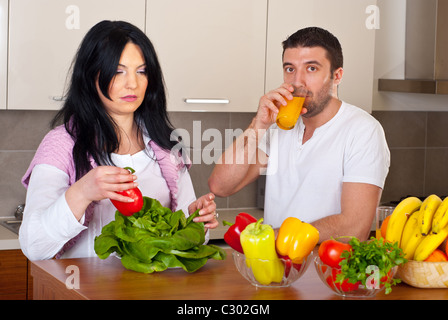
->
[276,217,319,264]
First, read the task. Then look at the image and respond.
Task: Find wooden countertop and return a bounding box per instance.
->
[30,249,448,301]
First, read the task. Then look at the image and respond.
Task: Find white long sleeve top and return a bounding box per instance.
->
[19,146,197,260]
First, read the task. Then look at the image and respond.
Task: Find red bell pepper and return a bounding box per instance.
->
[110,167,144,216]
[222,212,257,253]
[278,254,302,278]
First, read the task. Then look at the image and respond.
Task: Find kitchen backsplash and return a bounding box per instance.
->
[373,111,448,204]
[0,109,447,217]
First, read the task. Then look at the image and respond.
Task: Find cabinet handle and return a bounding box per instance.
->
[184,98,230,104]
[51,96,66,102]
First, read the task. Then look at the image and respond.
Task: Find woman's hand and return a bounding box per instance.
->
[188,193,218,229]
[66,166,138,220]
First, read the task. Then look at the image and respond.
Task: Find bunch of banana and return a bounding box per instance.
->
[431,196,448,234]
[387,195,448,261]
[418,194,442,236]
[401,210,424,260]
[385,196,422,248]
[414,226,448,261]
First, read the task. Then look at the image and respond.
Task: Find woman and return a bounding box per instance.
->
[20,20,218,260]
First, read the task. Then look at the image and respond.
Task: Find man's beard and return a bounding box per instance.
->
[302,79,333,118]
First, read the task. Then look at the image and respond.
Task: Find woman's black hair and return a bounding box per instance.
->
[52,20,177,180]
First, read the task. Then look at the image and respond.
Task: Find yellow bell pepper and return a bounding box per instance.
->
[240,218,284,285]
[276,217,319,264]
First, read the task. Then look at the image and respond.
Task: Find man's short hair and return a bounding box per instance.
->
[282,27,343,73]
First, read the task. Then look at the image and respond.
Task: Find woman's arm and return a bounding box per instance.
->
[20,164,139,260]
[176,169,218,233]
[19,164,87,260]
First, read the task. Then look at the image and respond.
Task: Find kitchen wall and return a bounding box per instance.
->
[373,0,448,112]
[0,110,56,217]
[371,0,448,202]
[1,108,448,218]
[373,110,448,204]
[0,110,259,218]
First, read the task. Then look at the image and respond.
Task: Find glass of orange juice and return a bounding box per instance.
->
[375,206,395,239]
[276,86,307,130]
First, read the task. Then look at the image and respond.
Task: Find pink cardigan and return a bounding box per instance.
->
[22,125,191,258]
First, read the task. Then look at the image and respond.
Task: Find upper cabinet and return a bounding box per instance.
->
[5,0,377,112]
[0,0,7,110]
[8,0,146,110]
[146,0,267,112]
[266,0,377,112]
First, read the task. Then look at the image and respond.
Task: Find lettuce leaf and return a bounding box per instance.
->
[94,197,226,273]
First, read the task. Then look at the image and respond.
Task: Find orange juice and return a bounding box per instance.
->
[276,96,305,130]
[375,229,382,240]
[375,206,394,240]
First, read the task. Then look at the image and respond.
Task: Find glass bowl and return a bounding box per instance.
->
[314,256,397,298]
[232,251,312,288]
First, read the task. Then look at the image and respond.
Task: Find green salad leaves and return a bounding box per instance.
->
[94,197,226,273]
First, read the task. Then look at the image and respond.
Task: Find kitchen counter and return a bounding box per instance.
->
[0,208,263,251]
[0,219,20,250]
[30,248,448,301]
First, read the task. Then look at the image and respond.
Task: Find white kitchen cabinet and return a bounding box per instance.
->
[146,0,267,112]
[8,0,146,110]
[0,0,7,110]
[266,0,377,112]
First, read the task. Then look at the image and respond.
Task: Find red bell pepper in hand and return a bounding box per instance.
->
[110,167,144,217]
[222,212,257,253]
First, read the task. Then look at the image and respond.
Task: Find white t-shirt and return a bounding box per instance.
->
[259,101,390,228]
[20,137,197,260]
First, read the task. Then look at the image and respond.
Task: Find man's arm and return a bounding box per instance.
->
[208,117,268,197]
[312,182,382,243]
[209,83,295,197]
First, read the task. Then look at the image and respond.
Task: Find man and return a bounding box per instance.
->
[208,27,390,242]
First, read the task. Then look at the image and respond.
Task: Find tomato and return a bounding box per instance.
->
[326,268,360,292]
[111,187,144,216]
[365,269,393,289]
[318,239,352,269]
[378,270,394,289]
